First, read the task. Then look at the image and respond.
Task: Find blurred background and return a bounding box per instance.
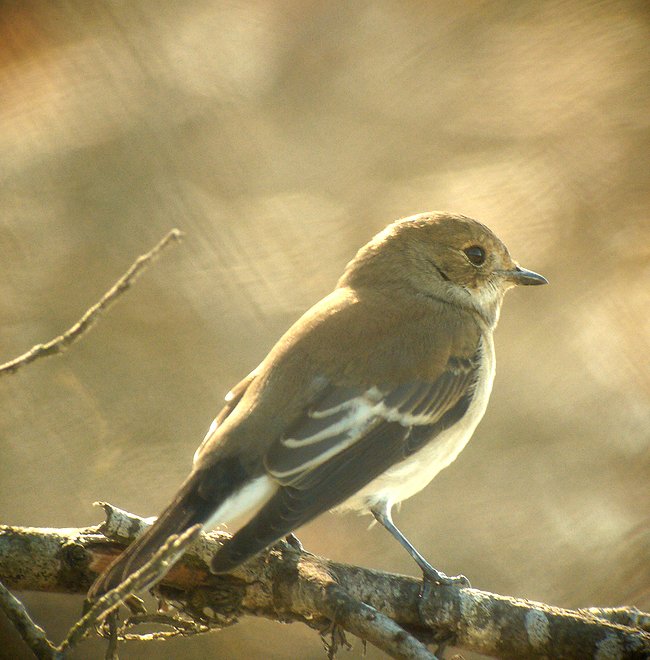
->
[1,1,648,658]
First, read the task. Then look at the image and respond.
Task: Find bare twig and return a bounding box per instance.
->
[1,506,648,659]
[103,610,118,660]
[0,579,57,659]
[0,228,183,376]
[119,612,211,640]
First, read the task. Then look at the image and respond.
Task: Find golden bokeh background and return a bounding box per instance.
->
[1,1,648,658]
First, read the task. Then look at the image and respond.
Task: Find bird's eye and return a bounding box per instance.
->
[464,245,486,266]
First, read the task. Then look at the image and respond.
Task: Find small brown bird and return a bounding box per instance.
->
[88,212,546,599]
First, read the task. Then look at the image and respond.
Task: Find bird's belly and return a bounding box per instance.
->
[341,420,477,510]
[335,336,495,513]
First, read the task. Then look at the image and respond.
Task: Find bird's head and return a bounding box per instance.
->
[339,212,547,327]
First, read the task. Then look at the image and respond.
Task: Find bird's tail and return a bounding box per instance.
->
[87,471,215,601]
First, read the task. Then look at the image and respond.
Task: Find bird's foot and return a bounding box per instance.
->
[285,532,304,552]
[416,567,470,630]
[422,565,470,588]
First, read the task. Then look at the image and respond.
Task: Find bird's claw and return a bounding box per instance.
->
[422,566,470,589]
[285,532,304,552]
[417,569,470,632]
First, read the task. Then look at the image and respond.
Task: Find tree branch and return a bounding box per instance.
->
[0,228,183,376]
[1,505,648,659]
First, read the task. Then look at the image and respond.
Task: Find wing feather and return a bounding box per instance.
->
[265,352,478,483]
[212,347,482,573]
[193,369,258,464]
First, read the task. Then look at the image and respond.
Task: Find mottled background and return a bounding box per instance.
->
[1,1,648,658]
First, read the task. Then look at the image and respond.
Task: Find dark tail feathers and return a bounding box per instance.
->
[87,471,215,600]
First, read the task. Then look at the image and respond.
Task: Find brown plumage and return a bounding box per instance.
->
[88,212,546,599]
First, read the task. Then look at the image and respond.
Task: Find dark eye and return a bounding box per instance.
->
[464,245,486,266]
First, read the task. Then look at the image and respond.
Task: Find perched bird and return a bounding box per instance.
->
[88,212,546,600]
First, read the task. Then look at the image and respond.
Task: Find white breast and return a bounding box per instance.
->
[335,333,496,513]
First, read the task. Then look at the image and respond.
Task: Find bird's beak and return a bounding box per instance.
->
[502,265,548,286]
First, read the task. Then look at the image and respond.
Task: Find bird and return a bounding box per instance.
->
[88,211,547,600]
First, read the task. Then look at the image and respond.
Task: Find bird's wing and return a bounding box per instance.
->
[266,354,476,483]
[193,368,259,464]
[211,349,481,572]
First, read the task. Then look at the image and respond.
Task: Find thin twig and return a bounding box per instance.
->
[104,610,118,660]
[0,228,183,376]
[0,579,57,659]
[56,524,201,656]
[119,612,212,641]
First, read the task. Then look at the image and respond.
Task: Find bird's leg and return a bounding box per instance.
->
[371,502,470,588]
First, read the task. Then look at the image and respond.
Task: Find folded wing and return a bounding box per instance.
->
[211,350,480,572]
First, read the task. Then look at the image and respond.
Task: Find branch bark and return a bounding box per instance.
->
[1,505,648,659]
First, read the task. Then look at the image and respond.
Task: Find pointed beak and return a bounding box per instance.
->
[502,265,548,286]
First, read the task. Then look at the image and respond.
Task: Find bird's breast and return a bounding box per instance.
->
[336,333,496,513]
